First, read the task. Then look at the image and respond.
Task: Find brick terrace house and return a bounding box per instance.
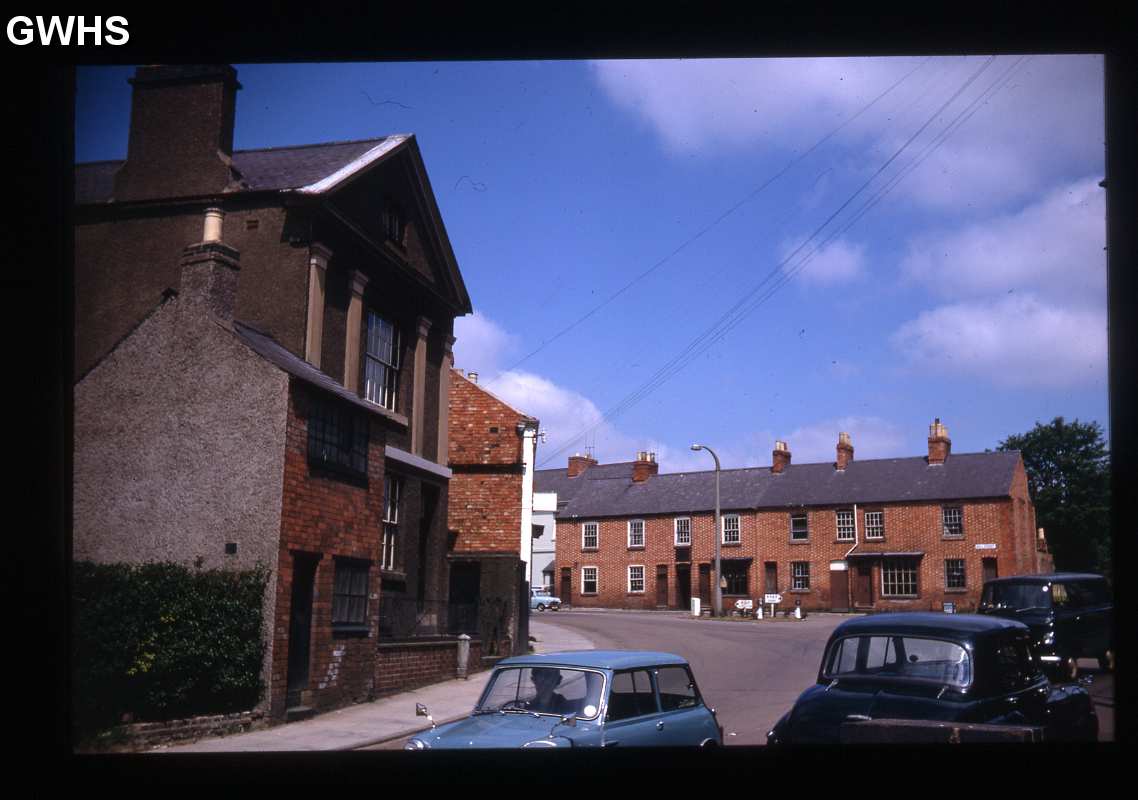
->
[446,370,540,657]
[553,422,1053,614]
[72,65,475,721]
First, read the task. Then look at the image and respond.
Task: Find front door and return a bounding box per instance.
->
[829,566,850,612]
[286,552,319,708]
[765,562,778,596]
[982,558,999,584]
[676,565,691,610]
[656,565,668,607]
[447,561,480,634]
[561,567,572,607]
[853,561,874,607]
[698,564,711,607]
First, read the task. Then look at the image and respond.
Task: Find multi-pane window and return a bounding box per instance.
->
[332,558,370,629]
[946,559,966,589]
[722,514,741,544]
[674,517,691,546]
[722,561,749,595]
[942,506,963,538]
[381,475,401,571]
[383,204,405,245]
[836,509,855,541]
[882,558,919,597]
[792,561,811,590]
[790,513,809,541]
[308,396,368,479]
[365,311,400,411]
[582,522,599,550]
[628,566,645,593]
[628,519,645,549]
[582,567,598,594]
[864,510,885,539]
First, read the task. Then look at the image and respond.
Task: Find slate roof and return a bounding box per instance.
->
[230,319,407,426]
[555,451,1022,520]
[75,137,406,205]
[533,462,637,505]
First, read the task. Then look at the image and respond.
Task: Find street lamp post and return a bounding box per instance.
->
[691,443,722,617]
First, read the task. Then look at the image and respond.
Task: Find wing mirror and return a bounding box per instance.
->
[416,702,437,729]
[558,713,577,728]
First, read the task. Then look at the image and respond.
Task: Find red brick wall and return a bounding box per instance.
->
[448,370,526,466]
[374,639,486,696]
[557,494,1032,614]
[271,382,387,719]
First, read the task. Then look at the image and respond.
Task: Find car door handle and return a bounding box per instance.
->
[845,714,872,722]
[656,721,665,731]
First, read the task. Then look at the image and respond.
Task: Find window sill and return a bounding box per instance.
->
[789,588,811,594]
[721,541,742,548]
[835,539,856,545]
[333,625,371,638]
[882,595,920,600]
[581,548,599,553]
[581,592,597,596]
[865,537,885,542]
[627,546,645,551]
[944,588,969,594]
[380,569,407,581]
[789,539,810,545]
[941,535,965,541]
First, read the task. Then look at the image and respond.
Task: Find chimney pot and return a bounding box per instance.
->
[203,207,224,243]
[468,371,478,383]
[632,450,659,482]
[927,418,952,465]
[567,452,597,478]
[772,440,792,474]
[836,431,854,470]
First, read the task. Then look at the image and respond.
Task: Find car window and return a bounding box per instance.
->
[477,667,604,719]
[656,666,700,711]
[606,669,657,721]
[1050,582,1070,608]
[825,635,971,687]
[981,582,1051,611]
[994,640,1040,692]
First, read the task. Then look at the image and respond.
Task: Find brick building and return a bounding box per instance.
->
[446,370,540,657]
[73,65,475,721]
[551,422,1053,615]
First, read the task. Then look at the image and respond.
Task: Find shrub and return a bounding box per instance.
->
[72,560,269,738]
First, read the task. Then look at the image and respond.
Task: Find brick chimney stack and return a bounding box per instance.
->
[631,451,658,482]
[772,440,791,474]
[567,452,597,478]
[114,65,242,202]
[836,431,854,470]
[927,418,951,465]
[178,207,240,323]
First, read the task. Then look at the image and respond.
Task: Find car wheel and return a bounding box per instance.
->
[1097,649,1114,671]
[536,603,545,612]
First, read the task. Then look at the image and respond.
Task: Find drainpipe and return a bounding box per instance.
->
[843,503,860,609]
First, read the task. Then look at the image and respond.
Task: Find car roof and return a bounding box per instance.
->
[496,650,689,670]
[831,612,1028,640]
[984,572,1105,584]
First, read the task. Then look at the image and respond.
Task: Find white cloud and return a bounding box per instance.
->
[591,55,1102,212]
[890,294,1106,388]
[781,417,908,465]
[452,311,519,377]
[782,237,867,286]
[901,176,1106,302]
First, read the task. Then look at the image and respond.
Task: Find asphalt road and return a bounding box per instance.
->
[541,610,1115,744]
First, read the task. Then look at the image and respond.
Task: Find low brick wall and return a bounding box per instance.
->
[374,637,486,696]
[76,709,268,753]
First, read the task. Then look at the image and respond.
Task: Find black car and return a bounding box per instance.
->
[978,573,1113,680]
[767,613,1098,744]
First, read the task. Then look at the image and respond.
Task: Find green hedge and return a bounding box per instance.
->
[72,561,269,737]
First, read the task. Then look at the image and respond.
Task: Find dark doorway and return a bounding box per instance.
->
[656,565,669,607]
[676,564,691,610]
[286,552,320,709]
[561,568,572,606]
[448,561,480,634]
[764,562,778,596]
[418,485,440,610]
[698,564,711,607]
[853,561,874,607]
[830,566,850,612]
[982,557,999,584]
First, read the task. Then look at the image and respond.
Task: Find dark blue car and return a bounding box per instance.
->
[405,651,722,749]
[767,613,1098,744]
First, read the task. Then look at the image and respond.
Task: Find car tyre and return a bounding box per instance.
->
[535,603,545,612]
[1097,649,1114,671]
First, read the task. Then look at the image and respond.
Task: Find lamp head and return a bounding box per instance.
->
[690,444,702,451]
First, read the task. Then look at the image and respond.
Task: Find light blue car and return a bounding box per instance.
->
[529,588,561,612]
[404,651,723,749]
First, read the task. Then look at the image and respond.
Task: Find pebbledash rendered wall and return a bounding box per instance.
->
[73,291,290,714]
[555,461,1044,614]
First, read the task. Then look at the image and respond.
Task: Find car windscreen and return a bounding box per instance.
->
[980,582,1052,612]
[823,635,972,688]
[475,667,604,719]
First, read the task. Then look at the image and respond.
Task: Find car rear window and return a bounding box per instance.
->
[824,635,972,688]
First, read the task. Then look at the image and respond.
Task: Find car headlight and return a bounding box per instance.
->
[404,738,429,750]
[1039,631,1055,646]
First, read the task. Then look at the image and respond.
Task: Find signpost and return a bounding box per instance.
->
[763,593,782,619]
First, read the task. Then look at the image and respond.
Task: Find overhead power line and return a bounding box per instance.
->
[539,55,1003,468]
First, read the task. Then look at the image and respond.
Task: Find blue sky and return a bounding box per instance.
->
[75,57,1108,473]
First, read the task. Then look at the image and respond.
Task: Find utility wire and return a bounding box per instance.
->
[486,56,932,388]
[539,56,1000,467]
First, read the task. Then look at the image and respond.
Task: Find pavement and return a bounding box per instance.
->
[158,618,596,753]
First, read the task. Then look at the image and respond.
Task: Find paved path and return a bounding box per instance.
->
[159,619,595,752]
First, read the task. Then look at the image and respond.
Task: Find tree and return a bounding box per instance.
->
[998,417,1111,580]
